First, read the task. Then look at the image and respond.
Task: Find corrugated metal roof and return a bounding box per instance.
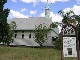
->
[7,17,52,30]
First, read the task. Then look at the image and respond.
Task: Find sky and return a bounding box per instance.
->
[4,0,80,22]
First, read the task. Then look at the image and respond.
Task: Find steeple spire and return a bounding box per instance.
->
[46,0,50,9]
[45,0,50,19]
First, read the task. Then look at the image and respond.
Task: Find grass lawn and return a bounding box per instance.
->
[0,46,77,60]
[0,46,54,60]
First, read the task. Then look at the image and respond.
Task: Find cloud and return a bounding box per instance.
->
[12,0,17,2]
[40,0,69,3]
[21,8,27,12]
[40,12,63,22]
[77,0,80,5]
[21,0,69,8]
[39,12,45,17]
[63,5,80,15]
[8,10,28,18]
[50,12,63,22]
[72,5,80,15]
[30,10,37,14]
[21,0,69,3]
[21,0,37,3]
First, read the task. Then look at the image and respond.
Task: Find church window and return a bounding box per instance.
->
[22,34,24,39]
[14,34,17,38]
[52,37,56,41]
[29,34,31,38]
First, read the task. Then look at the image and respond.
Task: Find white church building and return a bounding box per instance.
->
[8,0,59,46]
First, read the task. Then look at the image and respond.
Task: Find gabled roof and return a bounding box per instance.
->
[7,17,52,30]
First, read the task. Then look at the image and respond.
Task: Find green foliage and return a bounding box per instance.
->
[10,21,17,30]
[55,37,60,50]
[50,22,58,28]
[0,0,13,45]
[58,10,76,24]
[34,24,48,46]
[9,21,17,35]
[50,22,59,49]
[74,15,80,44]
[3,24,13,45]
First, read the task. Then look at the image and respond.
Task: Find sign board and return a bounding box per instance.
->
[63,37,77,57]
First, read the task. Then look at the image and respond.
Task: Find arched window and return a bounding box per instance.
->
[29,34,31,38]
[22,34,24,39]
[14,34,17,38]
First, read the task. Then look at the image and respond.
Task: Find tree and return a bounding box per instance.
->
[73,15,80,47]
[34,24,48,47]
[4,24,13,45]
[9,21,17,35]
[10,21,17,30]
[55,10,76,49]
[0,0,12,45]
[58,10,76,25]
[58,10,80,48]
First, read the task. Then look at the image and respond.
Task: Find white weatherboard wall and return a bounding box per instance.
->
[10,31,39,46]
[10,30,56,46]
[63,37,77,57]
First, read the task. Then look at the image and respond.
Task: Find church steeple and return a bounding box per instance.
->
[45,0,50,18]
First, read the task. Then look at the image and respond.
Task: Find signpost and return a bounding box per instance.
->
[61,24,79,60]
[63,37,77,57]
